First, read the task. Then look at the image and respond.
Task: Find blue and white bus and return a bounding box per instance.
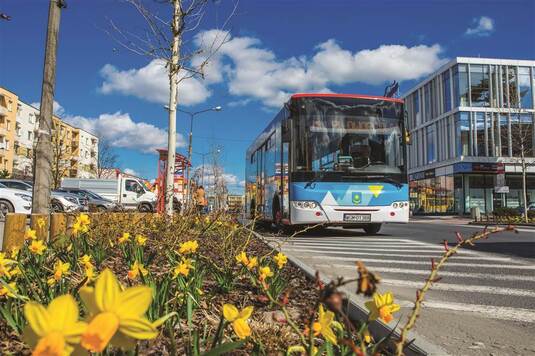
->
[245,94,409,234]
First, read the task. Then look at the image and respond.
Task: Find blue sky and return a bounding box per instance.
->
[1,0,534,193]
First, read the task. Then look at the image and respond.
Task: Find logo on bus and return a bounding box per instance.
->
[352,192,362,205]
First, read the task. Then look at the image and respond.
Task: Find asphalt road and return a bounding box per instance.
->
[262,221,535,356]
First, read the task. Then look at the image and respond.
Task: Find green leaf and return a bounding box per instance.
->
[203,340,245,356]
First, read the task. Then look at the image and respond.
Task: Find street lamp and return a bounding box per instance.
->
[166,105,222,208]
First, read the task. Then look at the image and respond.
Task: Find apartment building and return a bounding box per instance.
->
[0,87,18,174]
[0,87,99,180]
[403,57,535,214]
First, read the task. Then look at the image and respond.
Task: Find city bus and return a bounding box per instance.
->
[245,93,409,234]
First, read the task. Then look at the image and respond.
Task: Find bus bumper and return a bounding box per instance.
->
[290,203,409,225]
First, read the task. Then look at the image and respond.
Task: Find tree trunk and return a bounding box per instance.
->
[165,0,182,216]
[521,148,528,223]
[33,0,62,214]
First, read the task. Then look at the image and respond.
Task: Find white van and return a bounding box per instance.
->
[61,175,156,212]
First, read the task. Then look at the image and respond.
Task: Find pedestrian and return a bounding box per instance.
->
[195,185,207,214]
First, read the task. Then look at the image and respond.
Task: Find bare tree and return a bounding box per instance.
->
[106,0,237,215]
[50,127,71,189]
[97,140,118,178]
[510,108,534,223]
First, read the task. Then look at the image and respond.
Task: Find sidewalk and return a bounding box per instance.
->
[409,215,472,225]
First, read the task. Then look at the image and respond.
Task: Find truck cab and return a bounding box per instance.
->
[122,178,155,211]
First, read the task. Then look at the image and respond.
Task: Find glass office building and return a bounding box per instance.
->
[403,57,535,214]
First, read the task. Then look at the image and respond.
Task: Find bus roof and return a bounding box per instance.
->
[290,93,404,104]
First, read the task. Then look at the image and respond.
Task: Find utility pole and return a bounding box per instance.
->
[165,0,182,216]
[33,0,65,214]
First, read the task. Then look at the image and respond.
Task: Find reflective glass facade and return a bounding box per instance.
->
[404,58,535,214]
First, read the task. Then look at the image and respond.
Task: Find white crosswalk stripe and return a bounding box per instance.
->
[266,234,535,323]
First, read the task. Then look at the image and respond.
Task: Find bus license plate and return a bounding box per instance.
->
[343,214,371,222]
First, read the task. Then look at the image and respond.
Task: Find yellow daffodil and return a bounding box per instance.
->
[54,260,70,281]
[178,240,199,255]
[0,281,17,298]
[172,258,193,278]
[135,234,147,246]
[25,228,37,240]
[258,266,273,282]
[223,304,253,339]
[10,247,20,259]
[127,260,148,280]
[72,214,91,235]
[311,304,338,345]
[273,252,288,269]
[84,266,95,282]
[0,252,16,278]
[235,252,257,270]
[365,291,400,323]
[37,217,46,229]
[79,255,93,269]
[29,240,46,255]
[79,269,158,352]
[23,294,88,356]
[118,232,131,244]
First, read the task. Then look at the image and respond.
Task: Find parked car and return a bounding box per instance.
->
[57,187,118,211]
[62,175,156,212]
[0,179,87,212]
[0,183,32,217]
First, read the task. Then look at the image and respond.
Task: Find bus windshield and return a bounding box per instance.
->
[293,97,405,180]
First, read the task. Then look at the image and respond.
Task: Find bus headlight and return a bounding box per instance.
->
[292,201,318,209]
[392,201,408,208]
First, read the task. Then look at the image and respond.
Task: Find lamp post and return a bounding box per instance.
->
[176,106,222,209]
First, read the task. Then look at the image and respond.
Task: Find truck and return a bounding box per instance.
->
[61,175,157,212]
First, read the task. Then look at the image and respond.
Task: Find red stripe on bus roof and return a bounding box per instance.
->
[290,93,404,104]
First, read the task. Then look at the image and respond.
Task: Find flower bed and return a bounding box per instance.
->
[0,212,509,355]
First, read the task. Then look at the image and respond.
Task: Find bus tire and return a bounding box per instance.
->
[363,223,381,235]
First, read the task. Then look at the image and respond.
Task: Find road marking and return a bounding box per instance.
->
[263,237,410,243]
[288,254,534,269]
[452,224,535,234]
[281,246,480,255]
[280,250,519,262]
[315,264,535,282]
[380,278,535,297]
[283,241,440,247]
[417,300,535,323]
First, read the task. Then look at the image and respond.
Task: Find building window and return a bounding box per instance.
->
[470,64,490,107]
[426,124,436,163]
[500,114,509,156]
[442,70,451,112]
[424,83,431,121]
[453,64,469,107]
[507,66,519,107]
[28,131,33,141]
[511,113,534,157]
[455,112,470,156]
[518,67,533,109]
[413,92,420,126]
[475,112,486,156]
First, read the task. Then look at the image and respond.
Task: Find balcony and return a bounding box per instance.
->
[0,127,7,136]
[71,140,79,148]
[0,106,7,117]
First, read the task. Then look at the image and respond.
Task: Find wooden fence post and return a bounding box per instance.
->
[30,213,49,241]
[50,213,67,241]
[2,213,27,252]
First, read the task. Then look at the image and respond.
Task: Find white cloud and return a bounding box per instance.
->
[30,100,65,116]
[99,59,212,106]
[465,16,495,37]
[123,168,139,176]
[98,30,448,108]
[65,111,186,153]
[203,30,448,107]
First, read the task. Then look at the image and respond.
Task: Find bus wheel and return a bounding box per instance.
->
[363,223,381,235]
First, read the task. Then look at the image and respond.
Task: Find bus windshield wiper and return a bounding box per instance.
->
[304,172,324,189]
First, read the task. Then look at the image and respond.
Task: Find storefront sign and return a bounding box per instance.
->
[473,163,500,172]
[495,186,509,194]
[453,162,472,173]
[424,169,435,178]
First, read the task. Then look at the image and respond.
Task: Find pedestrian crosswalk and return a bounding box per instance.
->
[263,234,535,324]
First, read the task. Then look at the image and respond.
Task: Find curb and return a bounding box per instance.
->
[469,221,535,228]
[253,231,450,356]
